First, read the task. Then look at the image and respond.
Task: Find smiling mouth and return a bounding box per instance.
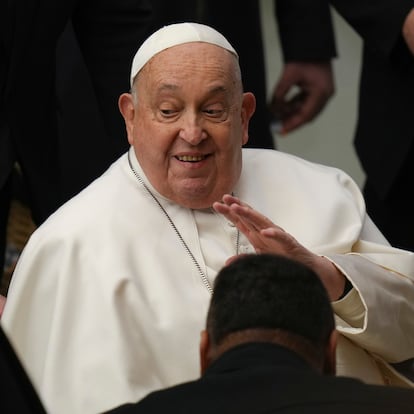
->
[176,155,208,162]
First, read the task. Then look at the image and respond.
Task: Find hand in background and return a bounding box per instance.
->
[269,61,335,135]
[403,8,414,55]
[0,295,6,318]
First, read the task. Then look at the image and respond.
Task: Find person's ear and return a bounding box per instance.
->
[323,329,337,375]
[199,330,211,375]
[241,92,256,146]
[118,93,136,145]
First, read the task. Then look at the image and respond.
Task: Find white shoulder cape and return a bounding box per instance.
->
[3,148,414,413]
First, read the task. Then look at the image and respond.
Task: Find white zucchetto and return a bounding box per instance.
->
[129,22,238,87]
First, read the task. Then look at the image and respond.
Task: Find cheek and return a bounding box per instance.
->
[134,125,176,160]
[216,123,243,151]
[132,115,154,143]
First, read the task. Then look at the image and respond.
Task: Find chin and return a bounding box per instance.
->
[175,187,219,209]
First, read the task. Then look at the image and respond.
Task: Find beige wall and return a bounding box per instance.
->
[259,0,365,188]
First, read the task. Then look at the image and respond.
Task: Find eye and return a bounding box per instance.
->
[204,108,223,116]
[160,108,177,117]
[203,105,227,121]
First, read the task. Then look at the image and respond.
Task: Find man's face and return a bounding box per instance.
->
[119,42,255,209]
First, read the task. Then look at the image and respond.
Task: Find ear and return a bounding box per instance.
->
[199,330,211,375]
[241,92,256,146]
[323,329,337,375]
[118,93,136,145]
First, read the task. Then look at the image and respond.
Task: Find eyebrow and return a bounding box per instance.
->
[156,83,228,95]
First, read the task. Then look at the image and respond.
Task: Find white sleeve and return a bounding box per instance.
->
[326,213,414,362]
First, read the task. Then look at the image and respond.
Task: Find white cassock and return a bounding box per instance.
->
[2,148,414,414]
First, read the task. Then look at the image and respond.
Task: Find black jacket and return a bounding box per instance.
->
[0,0,154,223]
[330,0,414,198]
[104,342,414,414]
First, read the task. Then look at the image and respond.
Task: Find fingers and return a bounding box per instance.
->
[214,197,344,300]
[213,198,251,235]
[213,195,284,253]
[270,61,334,135]
[225,253,251,266]
[213,195,274,231]
[279,89,327,134]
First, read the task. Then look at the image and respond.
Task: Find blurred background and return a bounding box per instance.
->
[261,0,365,187]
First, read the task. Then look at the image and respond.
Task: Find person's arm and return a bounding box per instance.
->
[213,194,347,301]
[270,0,337,134]
[275,0,336,61]
[328,251,414,362]
[329,215,414,362]
[330,0,414,57]
[213,195,414,363]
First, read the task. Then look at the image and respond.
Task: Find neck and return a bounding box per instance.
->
[207,329,330,374]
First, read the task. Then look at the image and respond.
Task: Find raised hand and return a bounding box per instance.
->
[213,194,347,301]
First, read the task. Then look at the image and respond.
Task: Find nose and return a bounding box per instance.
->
[178,112,207,145]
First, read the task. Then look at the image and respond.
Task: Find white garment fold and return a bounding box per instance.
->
[3,148,414,414]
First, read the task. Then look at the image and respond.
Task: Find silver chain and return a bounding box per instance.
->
[128,152,239,294]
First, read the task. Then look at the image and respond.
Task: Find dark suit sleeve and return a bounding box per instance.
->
[0,326,47,413]
[330,0,414,57]
[274,0,337,61]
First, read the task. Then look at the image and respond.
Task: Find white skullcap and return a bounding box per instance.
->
[130,22,238,87]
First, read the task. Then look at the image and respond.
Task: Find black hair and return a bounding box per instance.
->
[207,254,335,348]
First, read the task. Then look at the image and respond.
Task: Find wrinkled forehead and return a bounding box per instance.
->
[130,22,238,87]
[136,43,242,98]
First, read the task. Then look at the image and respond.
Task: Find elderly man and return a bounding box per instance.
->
[2,22,414,414]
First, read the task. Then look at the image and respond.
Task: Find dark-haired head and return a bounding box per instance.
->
[200,254,336,374]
